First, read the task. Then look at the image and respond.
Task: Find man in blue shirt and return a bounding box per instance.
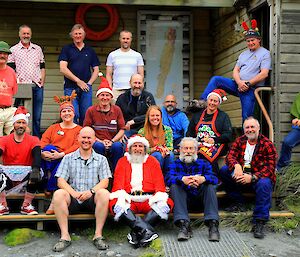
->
[58,24,100,125]
[162,94,189,149]
[165,137,220,242]
[197,20,271,121]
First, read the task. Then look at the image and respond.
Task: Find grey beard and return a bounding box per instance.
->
[15,127,25,136]
[130,153,145,164]
[179,153,198,163]
[166,105,175,113]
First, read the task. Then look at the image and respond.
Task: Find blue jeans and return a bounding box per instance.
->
[200,76,256,121]
[93,141,124,173]
[151,151,174,173]
[219,165,273,221]
[41,144,62,191]
[277,126,300,170]
[170,183,219,223]
[32,85,43,137]
[64,85,92,125]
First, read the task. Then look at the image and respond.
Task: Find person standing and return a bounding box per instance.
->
[58,24,100,125]
[0,41,18,136]
[8,25,45,137]
[198,20,271,121]
[162,94,189,149]
[116,73,155,138]
[106,30,144,99]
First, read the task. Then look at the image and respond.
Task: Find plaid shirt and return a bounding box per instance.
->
[226,134,277,184]
[165,158,218,196]
[55,149,112,191]
[8,41,45,87]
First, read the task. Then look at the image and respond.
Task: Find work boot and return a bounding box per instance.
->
[253,220,265,239]
[176,220,192,241]
[208,220,220,242]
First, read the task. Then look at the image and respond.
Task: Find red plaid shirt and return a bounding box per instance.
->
[226,134,277,184]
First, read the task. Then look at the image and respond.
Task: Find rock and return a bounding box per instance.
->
[106,251,115,256]
[287,230,293,236]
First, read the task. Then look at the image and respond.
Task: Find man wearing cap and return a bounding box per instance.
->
[8,24,46,137]
[197,20,271,121]
[162,94,189,149]
[165,137,220,242]
[83,75,125,172]
[106,30,144,100]
[58,24,100,125]
[0,106,41,215]
[219,117,277,239]
[109,135,173,247]
[187,89,232,174]
[116,73,155,138]
[0,41,18,137]
[52,126,111,252]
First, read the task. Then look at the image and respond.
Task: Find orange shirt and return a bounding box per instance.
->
[0,66,18,107]
[41,123,82,154]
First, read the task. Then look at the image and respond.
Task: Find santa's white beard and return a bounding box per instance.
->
[130,154,145,164]
[179,153,198,163]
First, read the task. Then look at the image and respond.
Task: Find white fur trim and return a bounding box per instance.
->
[130,163,143,192]
[127,136,150,150]
[207,92,222,104]
[96,88,113,97]
[110,190,131,221]
[12,113,30,124]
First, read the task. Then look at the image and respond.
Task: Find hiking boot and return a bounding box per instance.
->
[224,203,246,212]
[20,203,38,215]
[253,220,265,239]
[139,229,159,247]
[176,220,192,241]
[208,220,220,242]
[0,204,9,215]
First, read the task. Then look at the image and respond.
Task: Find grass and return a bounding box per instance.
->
[139,238,164,257]
[4,228,45,246]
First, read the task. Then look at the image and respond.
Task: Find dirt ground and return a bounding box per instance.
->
[0,221,299,257]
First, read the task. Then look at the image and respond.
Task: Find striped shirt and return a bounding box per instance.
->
[55,149,112,191]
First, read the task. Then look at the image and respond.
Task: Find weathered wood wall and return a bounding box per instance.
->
[277,0,300,161]
[0,2,213,132]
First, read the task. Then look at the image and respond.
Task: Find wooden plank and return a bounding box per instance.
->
[280,44,300,53]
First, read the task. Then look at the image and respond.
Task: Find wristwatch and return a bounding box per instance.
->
[245,81,252,87]
[251,175,257,183]
[90,188,96,195]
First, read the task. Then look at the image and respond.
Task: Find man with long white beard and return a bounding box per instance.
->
[165,137,220,242]
[109,135,173,248]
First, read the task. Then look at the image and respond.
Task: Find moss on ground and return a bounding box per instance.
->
[139,238,164,257]
[4,228,45,246]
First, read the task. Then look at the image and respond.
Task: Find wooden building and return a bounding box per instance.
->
[1,0,300,161]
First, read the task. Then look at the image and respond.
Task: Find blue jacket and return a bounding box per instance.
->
[162,107,189,141]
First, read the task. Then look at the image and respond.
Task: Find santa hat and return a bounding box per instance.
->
[207,89,227,104]
[127,135,150,151]
[53,90,76,113]
[242,19,261,39]
[12,106,30,124]
[96,72,113,97]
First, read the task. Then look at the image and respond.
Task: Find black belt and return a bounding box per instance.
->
[0,106,11,109]
[130,191,154,196]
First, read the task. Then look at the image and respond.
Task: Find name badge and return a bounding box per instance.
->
[110,120,117,125]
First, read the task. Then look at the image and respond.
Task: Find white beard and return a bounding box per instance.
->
[129,154,145,164]
[179,153,198,163]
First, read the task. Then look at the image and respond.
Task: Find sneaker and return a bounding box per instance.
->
[0,204,9,215]
[139,229,159,247]
[127,231,139,246]
[20,204,38,215]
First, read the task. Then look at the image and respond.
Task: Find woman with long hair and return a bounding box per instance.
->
[138,105,174,172]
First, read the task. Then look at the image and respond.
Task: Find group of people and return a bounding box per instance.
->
[0,19,298,253]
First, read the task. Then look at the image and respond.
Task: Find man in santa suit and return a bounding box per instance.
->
[109,135,173,248]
